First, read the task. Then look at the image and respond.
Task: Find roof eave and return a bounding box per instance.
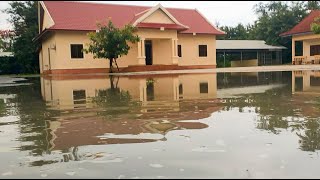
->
[280,31,314,37]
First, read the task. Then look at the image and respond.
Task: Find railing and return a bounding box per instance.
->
[314,55,320,64]
[293,55,320,65]
[293,56,309,65]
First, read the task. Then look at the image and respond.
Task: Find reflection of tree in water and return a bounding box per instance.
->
[222,84,320,152]
[0,99,6,116]
[257,115,289,134]
[30,146,82,166]
[297,119,320,152]
[0,77,59,156]
[92,75,140,119]
[223,85,296,127]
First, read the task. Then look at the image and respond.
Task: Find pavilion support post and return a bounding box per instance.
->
[224,51,226,67]
[292,40,295,64]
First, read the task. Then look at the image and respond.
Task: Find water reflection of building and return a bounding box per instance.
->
[41,73,217,110]
[40,73,221,150]
[217,71,286,97]
[292,70,320,94]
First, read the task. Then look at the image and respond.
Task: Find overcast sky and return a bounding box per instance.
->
[0,1,263,30]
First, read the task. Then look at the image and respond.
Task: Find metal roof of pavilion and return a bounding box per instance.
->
[216,40,287,50]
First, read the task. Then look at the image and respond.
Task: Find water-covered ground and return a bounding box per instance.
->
[0,71,319,178]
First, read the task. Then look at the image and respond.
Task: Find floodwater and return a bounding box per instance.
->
[0,70,319,178]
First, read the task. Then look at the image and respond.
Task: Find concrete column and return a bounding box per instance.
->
[139,79,147,102]
[292,39,295,64]
[175,39,178,57]
[172,38,178,64]
[303,71,311,91]
[138,38,146,65]
[141,38,146,58]
[173,78,179,101]
[292,71,295,94]
[137,40,141,57]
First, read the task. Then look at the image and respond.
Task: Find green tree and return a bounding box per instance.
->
[5,1,39,74]
[218,23,253,40]
[0,38,3,51]
[304,1,320,11]
[0,30,15,52]
[84,20,140,73]
[311,17,320,34]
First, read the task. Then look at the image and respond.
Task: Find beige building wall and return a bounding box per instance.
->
[142,9,175,24]
[153,77,176,100]
[139,29,177,39]
[292,33,320,61]
[40,33,57,73]
[231,59,258,67]
[177,34,216,66]
[152,39,173,65]
[53,31,139,70]
[178,73,217,99]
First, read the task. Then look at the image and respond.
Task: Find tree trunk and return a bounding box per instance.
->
[114,58,119,72]
[109,75,115,89]
[109,59,113,73]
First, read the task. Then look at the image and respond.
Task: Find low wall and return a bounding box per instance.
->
[231,59,258,67]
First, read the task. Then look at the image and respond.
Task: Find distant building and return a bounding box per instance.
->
[216,40,286,67]
[280,10,320,65]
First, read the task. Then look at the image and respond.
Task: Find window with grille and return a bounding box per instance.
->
[70,44,84,59]
[310,45,320,56]
[199,45,207,57]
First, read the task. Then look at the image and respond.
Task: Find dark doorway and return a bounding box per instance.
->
[145,40,153,65]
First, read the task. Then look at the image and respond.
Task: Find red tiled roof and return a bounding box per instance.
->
[280,10,320,37]
[43,1,225,35]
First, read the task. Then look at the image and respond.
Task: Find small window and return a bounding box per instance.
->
[310,45,320,56]
[199,45,207,57]
[73,90,86,105]
[178,45,182,57]
[71,44,84,59]
[199,82,208,94]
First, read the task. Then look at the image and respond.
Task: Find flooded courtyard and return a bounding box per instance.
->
[0,70,320,178]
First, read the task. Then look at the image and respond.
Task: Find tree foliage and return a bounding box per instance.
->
[4,1,39,74]
[84,20,140,73]
[217,24,254,40]
[0,30,15,52]
[311,17,320,34]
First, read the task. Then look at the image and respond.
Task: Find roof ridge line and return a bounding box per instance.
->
[51,1,196,11]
